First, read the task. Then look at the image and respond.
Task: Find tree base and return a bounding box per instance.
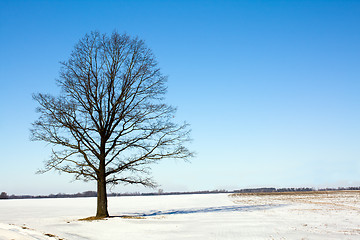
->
[79,216,108,221]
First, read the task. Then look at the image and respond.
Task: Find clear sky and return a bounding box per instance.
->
[1,0,359,195]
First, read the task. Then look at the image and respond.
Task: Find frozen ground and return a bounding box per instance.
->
[0,191,359,239]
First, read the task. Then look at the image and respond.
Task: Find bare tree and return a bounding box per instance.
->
[31,31,193,217]
[0,192,8,199]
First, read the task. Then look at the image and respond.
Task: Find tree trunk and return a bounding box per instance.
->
[96,173,109,218]
[96,136,109,218]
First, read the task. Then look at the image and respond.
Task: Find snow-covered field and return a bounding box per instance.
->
[0,191,359,239]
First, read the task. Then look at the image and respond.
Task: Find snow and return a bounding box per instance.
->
[0,192,359,239]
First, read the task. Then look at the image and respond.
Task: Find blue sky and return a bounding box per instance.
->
[1,0,359,195]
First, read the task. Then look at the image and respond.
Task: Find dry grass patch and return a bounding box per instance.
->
[78,216,108,221]
[230,190,360,211]
[44,233,65,240]
[78,215,147,221]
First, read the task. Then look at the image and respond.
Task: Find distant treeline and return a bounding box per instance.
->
[234,187,313,193]
[1,186,360,200]
[0,189,230,199]
[0,191,98,199]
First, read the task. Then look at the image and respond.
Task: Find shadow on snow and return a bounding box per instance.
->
[116,204,286,217]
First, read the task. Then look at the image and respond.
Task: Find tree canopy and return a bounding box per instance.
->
[31,31,193,217]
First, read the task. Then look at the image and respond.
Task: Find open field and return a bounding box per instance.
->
[0,191,359,239]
